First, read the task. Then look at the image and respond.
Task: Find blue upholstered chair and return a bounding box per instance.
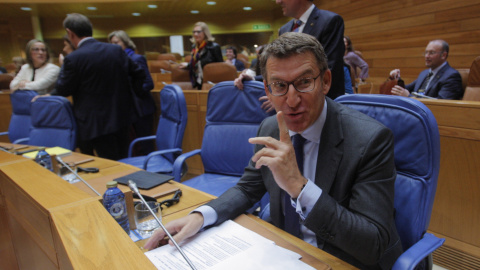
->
[335,94,444,270]
[172,81,270,197]
[0,90,38,142]
[119,84,187,174]
[15,96,77,151]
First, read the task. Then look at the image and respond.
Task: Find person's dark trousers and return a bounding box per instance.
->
[78,127,130,160]
[131,113,155,156]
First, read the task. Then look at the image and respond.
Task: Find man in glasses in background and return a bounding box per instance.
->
[390,39,463,99]
[145,32,402,269]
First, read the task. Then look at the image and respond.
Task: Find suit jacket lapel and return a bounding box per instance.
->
[315,98,344,192]
[425,63,449,95]
[303,7,320,36]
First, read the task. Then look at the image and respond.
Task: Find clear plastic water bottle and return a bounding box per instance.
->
[103,181,130,234]
[35,147,53,171]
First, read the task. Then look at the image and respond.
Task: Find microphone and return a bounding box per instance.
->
[56,156,101,196]
[128,180,197,270]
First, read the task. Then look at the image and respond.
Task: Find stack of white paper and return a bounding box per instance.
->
[145,220,315,270]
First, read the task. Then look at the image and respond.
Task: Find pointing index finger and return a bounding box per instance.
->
[276,111,291,143]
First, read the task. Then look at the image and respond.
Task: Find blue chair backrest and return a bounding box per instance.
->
[29,96,77,151]
[156,84,187,163]
[8,90,38,142]
[335,94,440,252]
[201,81,270,176]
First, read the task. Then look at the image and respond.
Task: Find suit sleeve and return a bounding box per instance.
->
[212,45,223,63]
[55,56,78,97]
[305,126,397,265]
[437,70,463,99]
[127,56,147,98]
[405,79,417,92]
[134,55,154,93]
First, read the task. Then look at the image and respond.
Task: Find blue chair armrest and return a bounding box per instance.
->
[392,233,445,270]
[0,131,8,137]
[13,137,29,144]
[172,149,202,182]
[127,135,157,157]
[143,148,182,170]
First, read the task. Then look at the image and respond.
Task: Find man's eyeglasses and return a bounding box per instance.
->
[267,73,322,96]
[423,51,442,56]
[192,30,203,34]
[32,47,46,53]
[159,189,182,210]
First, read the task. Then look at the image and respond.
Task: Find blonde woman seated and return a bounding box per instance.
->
[10,39,60,95]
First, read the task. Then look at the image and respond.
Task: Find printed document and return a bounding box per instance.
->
[145,220,315,270]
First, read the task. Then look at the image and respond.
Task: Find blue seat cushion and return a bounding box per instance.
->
[119,155,174,174]
[182,173,240,197]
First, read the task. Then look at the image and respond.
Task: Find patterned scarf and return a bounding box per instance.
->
[190,40,207,68]
[190,40,207,89]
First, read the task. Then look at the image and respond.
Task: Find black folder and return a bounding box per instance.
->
[114,171,173,190]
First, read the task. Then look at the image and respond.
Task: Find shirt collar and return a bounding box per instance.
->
[77,37,93,48]
[430,61,447,76]
[297,4,315,26]
[289,98,327,144]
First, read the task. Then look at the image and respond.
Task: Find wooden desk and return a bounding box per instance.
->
[0,149,356,269]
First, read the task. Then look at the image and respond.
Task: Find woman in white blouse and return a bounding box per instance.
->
[10,39,60,95]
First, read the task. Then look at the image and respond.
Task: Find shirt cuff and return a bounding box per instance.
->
[192,205,218,229]
[291,179,322,221]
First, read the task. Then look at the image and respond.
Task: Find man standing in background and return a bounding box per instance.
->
[277,0,345,99]
[54,13,145,160]
[235,0,345,104]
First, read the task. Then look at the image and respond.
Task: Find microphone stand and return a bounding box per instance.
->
[56,156,101,196]
[128,180,197,270]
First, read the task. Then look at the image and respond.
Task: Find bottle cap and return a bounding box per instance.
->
[106,181,118,188]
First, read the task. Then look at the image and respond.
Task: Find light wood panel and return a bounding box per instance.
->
[419,99,480,269]
[0,92,12,143]
[320,0,480,92]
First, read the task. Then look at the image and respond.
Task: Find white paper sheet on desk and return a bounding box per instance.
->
[145,220,315,270]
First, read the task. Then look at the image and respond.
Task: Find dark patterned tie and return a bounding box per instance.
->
[292,20,303,32]
[419,71,433,93]
[284,134,306,238]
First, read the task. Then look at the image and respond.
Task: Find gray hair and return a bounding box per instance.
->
[108,30,137,50]
[259,32,328,80]
[63,13,93,38]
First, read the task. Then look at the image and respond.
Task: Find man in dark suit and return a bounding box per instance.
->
[145,32,402,269]
[234,0,344,111]
[54,13,145,160]
[390,39,463,99]
[225,46,245,72]
[277,0,345,99]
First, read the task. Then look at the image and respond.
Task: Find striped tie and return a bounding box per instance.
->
[292,20,303,32]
